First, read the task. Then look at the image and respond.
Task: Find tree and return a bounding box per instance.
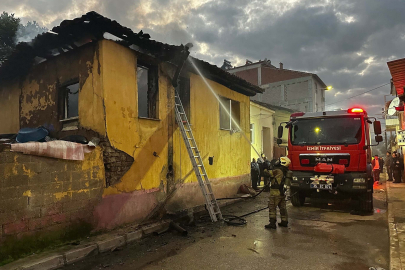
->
[0,12,47,65]
[17,21,47,42]
[0,12,20,64]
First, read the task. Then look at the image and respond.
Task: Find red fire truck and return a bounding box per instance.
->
[277,108,383,213]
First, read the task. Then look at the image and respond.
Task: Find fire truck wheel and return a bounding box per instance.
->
[359,191,373,214]
[291,190,305,207]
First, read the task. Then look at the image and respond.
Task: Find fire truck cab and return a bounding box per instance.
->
[277,108,383,213]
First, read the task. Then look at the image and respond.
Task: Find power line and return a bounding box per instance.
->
[325,83,390,106]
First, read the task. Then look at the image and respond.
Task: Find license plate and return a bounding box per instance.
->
[310,183,332,190]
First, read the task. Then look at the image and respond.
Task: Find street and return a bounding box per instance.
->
[62,184,388,270]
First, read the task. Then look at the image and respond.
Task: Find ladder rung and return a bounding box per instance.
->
[175,97,222,222]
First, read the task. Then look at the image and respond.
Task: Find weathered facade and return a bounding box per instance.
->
[0,11,262,250]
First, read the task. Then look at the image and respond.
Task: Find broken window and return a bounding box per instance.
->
[219,97,240,130]
[177,77,191,122]
[137,64,159,119]
[61,82,79,119]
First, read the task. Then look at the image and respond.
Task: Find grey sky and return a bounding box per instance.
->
[2,0,405,118]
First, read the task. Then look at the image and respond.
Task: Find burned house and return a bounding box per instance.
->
[0,11,262,245]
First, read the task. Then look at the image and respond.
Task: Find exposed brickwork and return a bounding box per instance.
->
[99,139,134,187]
[0,148,105,243]
[231,65,312,86]
[260,66,312,85]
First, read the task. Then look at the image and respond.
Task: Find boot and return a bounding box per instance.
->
[265,218,277,229]
[278,221,288,227]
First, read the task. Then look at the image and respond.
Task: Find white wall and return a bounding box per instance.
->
[250,102,275,159]
[255,76,316,112]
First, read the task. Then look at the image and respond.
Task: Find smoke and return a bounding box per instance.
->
[16,21,48,43]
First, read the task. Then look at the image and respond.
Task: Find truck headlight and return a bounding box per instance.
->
[292,176,298,181]
[353,178,365,183]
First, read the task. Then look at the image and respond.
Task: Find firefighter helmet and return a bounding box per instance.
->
[279,156,291,167]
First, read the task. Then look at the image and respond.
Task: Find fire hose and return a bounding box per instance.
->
[203,184,296,226]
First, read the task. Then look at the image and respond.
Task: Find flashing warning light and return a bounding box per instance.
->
[291,112,305,118]
[314,127,320,133]
[348,108,364,113]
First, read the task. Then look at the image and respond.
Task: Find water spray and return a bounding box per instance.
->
[187,57,262,158]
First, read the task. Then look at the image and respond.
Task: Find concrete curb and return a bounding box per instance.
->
[386,181,403,270]
[1,198,245,270]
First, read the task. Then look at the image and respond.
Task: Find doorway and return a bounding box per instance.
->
[262,127,272,158]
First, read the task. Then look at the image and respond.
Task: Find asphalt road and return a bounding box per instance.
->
[62,183,389,270]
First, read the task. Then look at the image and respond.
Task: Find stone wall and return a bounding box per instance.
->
[0,148,105,243]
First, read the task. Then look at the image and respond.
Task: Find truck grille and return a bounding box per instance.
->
[299,153,350,167]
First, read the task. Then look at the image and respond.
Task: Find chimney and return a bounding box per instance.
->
[279,62,283,70]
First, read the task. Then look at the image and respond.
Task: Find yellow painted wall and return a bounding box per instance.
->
[0,80,20,134]
[173,73,251,184]
[79,45,106,135]
[100,40,169,195]
[1,42,104,137]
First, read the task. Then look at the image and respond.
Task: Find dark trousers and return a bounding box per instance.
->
[251,173,259,189]
[387,167,393,181]
[393,170,402,183]
[373,169,380,182]
[264,177,270,191]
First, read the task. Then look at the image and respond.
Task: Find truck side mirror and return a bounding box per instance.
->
[277,138,282,145]
[375,135,383,143]
[373,121,382,135]
[277,126,283,138]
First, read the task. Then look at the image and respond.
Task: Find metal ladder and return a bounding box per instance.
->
[174,92,223,222]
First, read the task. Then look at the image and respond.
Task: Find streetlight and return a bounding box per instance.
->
[326,86,333,90]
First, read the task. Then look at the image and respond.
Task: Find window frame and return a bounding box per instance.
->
[58,78,80,122]
[219,96,240,131]
[137,62,159,120]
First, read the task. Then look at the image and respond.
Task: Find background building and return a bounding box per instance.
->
[250,100,295,160]
[227,59,328,112]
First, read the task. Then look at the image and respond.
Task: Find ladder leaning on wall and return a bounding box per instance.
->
[174,92,223,222]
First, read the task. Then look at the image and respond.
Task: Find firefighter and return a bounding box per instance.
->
[264,156,293,229]
[251,158,260,190]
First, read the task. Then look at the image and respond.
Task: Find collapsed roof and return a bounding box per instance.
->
[0,11,262,96]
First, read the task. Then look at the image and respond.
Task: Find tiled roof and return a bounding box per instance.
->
[388,58,405,97]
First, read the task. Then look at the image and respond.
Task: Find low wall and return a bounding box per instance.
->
[93,174,250,229]
[0,148,105,244]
